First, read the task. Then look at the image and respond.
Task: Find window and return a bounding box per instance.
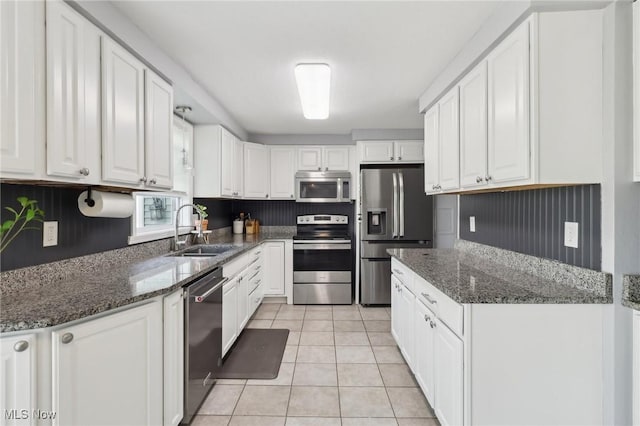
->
[128,192,192,244]
[128,115,195,245]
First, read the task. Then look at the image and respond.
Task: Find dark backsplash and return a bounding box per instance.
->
[194,198,356,234]
[1,184,131,271]
[459,185,601,270]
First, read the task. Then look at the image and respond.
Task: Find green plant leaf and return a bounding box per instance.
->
[4,207,18,217]
[17,196,29,207]
[1,220,13,233]
[26,209,35,221]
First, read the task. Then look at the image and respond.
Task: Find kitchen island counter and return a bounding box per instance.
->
[388,240,612,305]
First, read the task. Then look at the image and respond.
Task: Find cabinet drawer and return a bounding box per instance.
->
[414,275,463,337]
[391,258,414,293]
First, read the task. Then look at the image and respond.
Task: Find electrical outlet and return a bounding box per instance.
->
[564,221,579,248]
[43,221,58,247]
[469,216,476,233]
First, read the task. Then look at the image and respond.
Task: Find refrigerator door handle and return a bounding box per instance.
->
[392,172,398,238]
[399,171,405,237]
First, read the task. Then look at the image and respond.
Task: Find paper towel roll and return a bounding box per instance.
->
[78,190,134,218]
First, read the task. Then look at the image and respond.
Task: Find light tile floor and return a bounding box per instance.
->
[193,303,440,426]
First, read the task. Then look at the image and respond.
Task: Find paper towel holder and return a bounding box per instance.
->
[83,187,96,208]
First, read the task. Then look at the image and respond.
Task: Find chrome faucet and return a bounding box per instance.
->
[172,203,204,251]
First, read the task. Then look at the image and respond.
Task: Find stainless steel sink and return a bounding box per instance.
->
[171,245,237,257]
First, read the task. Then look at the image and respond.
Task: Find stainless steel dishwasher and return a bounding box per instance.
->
[182,267,227,425]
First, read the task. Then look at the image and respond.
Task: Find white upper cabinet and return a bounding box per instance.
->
[424,106,439,193]
[194,125,243,198]
[358,140,424,164]
[298,146,350,171]
[269,147,296,199]
[244,142,269,199]
[438,87,460,191]
[459,61,488,189]
[144,70,173,189]
[52,301,163,426]
[323,146,350,171]
[634,2,640,182]
[487,21,530,185]
[101,37,146,186]
[395,141,424,163]
[172,116,194,195]
[297,147,323,171]
[359,141,394,163]
[45,0,101,184]
[423,12,604,194]
[0,0,45,178]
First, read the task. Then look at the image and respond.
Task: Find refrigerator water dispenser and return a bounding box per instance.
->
[366,210,386,235]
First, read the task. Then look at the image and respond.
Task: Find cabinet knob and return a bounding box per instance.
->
[149,178,157,185]
[424,314,430,323]
[398,156,402,161]
[476,176,483,183]
[390,156,394,161]
[290,194,294,198]
[79,168,90,176]
[430,320,436,329]
[485,176,492,182]
[61,333,74,344]
[13,340,29,352]
[140,176,147,183]
[265,194,269,198]
[325,167,329,171]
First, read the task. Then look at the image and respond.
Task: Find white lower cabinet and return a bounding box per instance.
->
[634,310,640,426]
[222,275,239,357]
[163,290,184,426]
[0,333,37,426]
[264,241,285,296]
[392,258,605,426]
[414,300,436,405]
[434,319,464,426]
[51,301,163,426]
[237,270,250,331]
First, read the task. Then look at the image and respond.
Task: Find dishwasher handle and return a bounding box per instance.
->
[194,277,228,303]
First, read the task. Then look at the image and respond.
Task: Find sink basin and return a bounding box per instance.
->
[172,245,237,257]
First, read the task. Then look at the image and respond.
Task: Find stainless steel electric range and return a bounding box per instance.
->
[293,214,353,304]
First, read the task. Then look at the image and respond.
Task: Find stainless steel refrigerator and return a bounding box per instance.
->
[360,166,433,305]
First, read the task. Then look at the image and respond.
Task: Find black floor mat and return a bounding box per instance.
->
[217,328,290,379]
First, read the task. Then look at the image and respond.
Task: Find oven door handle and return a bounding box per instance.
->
[293,243,352,250]
[293,240,351,244]
[193,277,228,303]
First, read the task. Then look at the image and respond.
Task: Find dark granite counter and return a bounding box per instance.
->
[623,275,640,310]
[0,231,295,333]
[388,245,612,305]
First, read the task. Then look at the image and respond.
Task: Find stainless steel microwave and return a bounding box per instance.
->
[295,171,351,202]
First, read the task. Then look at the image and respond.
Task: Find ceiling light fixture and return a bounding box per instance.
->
[294,63,331,120]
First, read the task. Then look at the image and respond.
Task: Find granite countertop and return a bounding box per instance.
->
[387,246,612,305]
[0,231,295,333]
[623,275,640,310]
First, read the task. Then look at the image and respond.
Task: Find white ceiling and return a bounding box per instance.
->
[113,1,500,135]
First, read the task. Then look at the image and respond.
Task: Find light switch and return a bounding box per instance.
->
[564,222,579,248]
[469,216,476,233]
[43,221,58,247]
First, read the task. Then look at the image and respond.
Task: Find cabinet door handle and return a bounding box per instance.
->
[61,333,74,344]
[390,156,394,161]
[485,176,492,182]
[424,314,430,323]
[476,176,482,183]
[317,167,322,171]
[140,176,147,183]
[14,340,29,352]
[290,194,294,198]
[430,320,436,329]
[149,178,157,185]
[398,156,402,161]
[421,292,437,305]
[265,194,269,198]
[79,168,90,176]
